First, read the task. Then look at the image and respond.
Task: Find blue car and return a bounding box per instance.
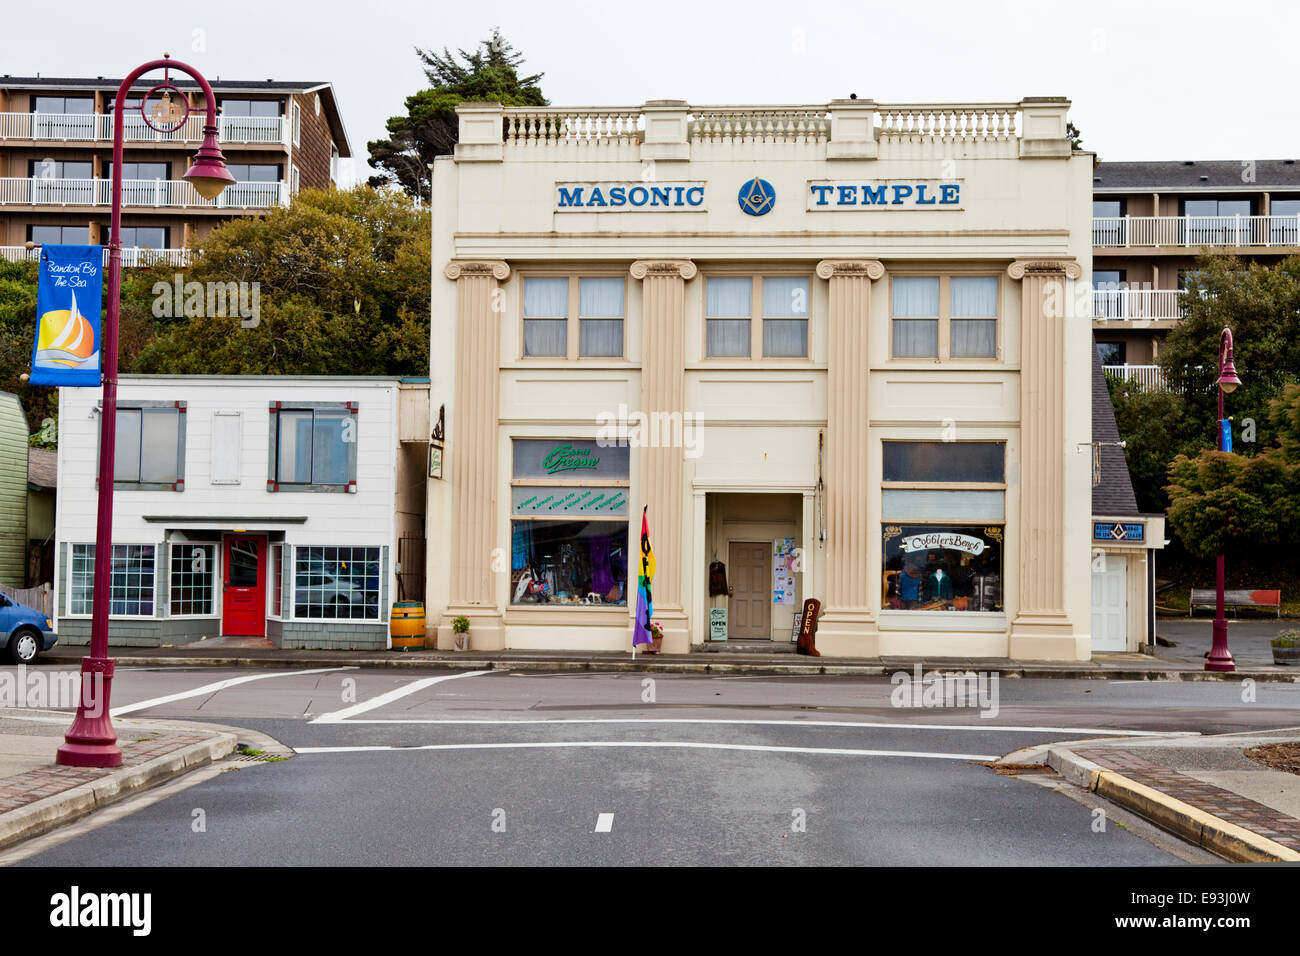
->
[0,592,58,664]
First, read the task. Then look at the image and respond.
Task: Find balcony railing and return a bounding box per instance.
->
[0,112,287,145]
[0,246,193,266]
[1103,364,1168,392]
[0,177,287,209]
[1092,289,1183,321]
[1093,215,1300,248]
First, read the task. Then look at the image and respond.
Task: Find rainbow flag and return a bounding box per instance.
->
[633,506,656,647]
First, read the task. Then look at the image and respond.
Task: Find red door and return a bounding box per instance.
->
[222,535,266,636]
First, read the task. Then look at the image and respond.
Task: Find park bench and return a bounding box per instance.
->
[1188,588,1281,618]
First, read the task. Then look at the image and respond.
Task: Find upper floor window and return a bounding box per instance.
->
[522,276,626,359]
[267,403,357,492]
[291,101,302,146]
[106,162,171,181]
[891,275,998,361]
[226,164,281,183]
[33,96,93,114]
[220,99,281,117]
[119,226,168,249]
[28,160,91,179]
[28,225,90,245]
[705,276,809,359]
[104,402,187,490]
[1093,199,1125,218]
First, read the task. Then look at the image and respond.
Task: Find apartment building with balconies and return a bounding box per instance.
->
[1092,159,1300,390]
[0,75,351,266]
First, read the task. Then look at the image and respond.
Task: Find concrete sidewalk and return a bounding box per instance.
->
[42,640,1300,681]
[1029,730,1300,862]
[0,709,239,851]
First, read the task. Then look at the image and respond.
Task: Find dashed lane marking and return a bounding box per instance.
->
[310,670,493,724]
[595,813,614,832]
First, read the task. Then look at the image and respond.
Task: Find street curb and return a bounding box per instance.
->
[1045,746,1300,863]
[0,731,238,852]
[40,651,1300,681]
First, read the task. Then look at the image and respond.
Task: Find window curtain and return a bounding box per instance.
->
[764,321,807,357]
[524,320,567,357]
[892,320,937,358]
[524,277,568,316]
[312,411,349,484]
[951,320,996,358]
[762,277,808,357]
[578,278,624,356]
[278,410,314,483]
[949,277,997,358]
[707,277,753,357]
[892,277,939,316]
[580,320,623,356]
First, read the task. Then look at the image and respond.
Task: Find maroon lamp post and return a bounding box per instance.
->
[1205,326,1241,673]
[56,56,234,767]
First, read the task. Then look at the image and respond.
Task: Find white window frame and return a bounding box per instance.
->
[291,100,301,147]
[168,542,220,619]
[66,543,159,620]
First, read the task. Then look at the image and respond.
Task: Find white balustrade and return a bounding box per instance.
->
[0,177,287,209]
[1094,215,1300,248]
[0,112,287,145]
[1103,364,1168,392]
[0,246,192,266]
[1092,289,1183,321]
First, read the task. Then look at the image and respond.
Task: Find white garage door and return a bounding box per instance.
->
[1091,554,1127,652]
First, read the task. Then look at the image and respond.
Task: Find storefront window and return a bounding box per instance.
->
[882,524,1003,612]
[69,544,155,616]
[510,520,628,606]
[170,543,216,616]
[293,546,381,619]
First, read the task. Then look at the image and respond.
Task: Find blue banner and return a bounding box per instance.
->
[29,244,102,386]
[1221,418,1233,453]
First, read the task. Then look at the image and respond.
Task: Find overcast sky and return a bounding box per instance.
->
[3,0,1297,184]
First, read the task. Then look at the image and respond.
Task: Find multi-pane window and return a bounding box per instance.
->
[1093,269,1125,320]
[1093,199,1126,245]
[1184,198,1254,245]
[1096,341,1126,366]
[170,544,216,616]
[28,160,92,178]
[219,99,281,141]
[294,546,380,619]
[108,404,185,489]
[225,164,281,183]
[521,276,626,359]
[269,405,356,490]
[706,276,810,359]
[891,276,999,361]
[1270,198,1300,244]
[69,544,156,616]
[881,441,1005,613]
[106,162,171,180]
[291,101,302,146]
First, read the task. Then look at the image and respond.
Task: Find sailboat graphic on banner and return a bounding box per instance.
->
[35,289,99,369]
[29,244,103,386]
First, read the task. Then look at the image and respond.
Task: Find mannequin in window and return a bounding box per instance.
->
[898,559,923,609]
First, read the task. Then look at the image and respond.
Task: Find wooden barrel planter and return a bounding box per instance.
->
[390,601,426,651]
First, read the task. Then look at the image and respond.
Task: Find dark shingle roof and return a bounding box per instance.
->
[0,76,331,93]
[1094,160,1300,192]
[1092,340,1142,517]
[27,446,55,490]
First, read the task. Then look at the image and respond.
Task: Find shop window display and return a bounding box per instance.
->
[881,524,1003,612]
[510,520,628,606]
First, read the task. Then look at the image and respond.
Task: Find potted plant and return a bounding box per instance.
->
[1272,628,1300,666]
[648,621,664,654]
[452,615,470,652]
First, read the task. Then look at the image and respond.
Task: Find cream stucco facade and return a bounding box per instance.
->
[428,98,1097,660]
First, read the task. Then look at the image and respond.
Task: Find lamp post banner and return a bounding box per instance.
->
[30,244,103,386]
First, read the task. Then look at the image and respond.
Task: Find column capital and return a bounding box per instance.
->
[630,259,696,281]
[1006,257,1082,280]
[443,259,510,281]
[816,258,884,280]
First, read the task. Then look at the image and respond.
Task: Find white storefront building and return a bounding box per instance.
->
[428,97,1100,659]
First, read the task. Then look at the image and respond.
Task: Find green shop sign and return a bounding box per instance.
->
[542,444,601,475]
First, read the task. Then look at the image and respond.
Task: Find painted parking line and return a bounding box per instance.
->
[595,813,614,833]
[319,715,1191,737]
[310,670,493,724]
[111,666,354,717]
[292,740,1002,761]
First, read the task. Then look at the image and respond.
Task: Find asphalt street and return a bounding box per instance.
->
[8,665,1300,865]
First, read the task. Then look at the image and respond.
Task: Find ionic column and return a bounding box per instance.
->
[816,258,883,657]
[1007,257,1081,654]
[630,258,695,652]
[439,259,509,650]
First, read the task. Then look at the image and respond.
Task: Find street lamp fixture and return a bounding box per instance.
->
[1206,326,1239,673]
[56,57,231,768]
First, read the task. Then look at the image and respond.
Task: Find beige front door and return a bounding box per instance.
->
[728,541,771,639]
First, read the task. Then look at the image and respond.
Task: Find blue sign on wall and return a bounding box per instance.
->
[1093,522,1145,543]
[29,245,102,386]
[738,177,775,216]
